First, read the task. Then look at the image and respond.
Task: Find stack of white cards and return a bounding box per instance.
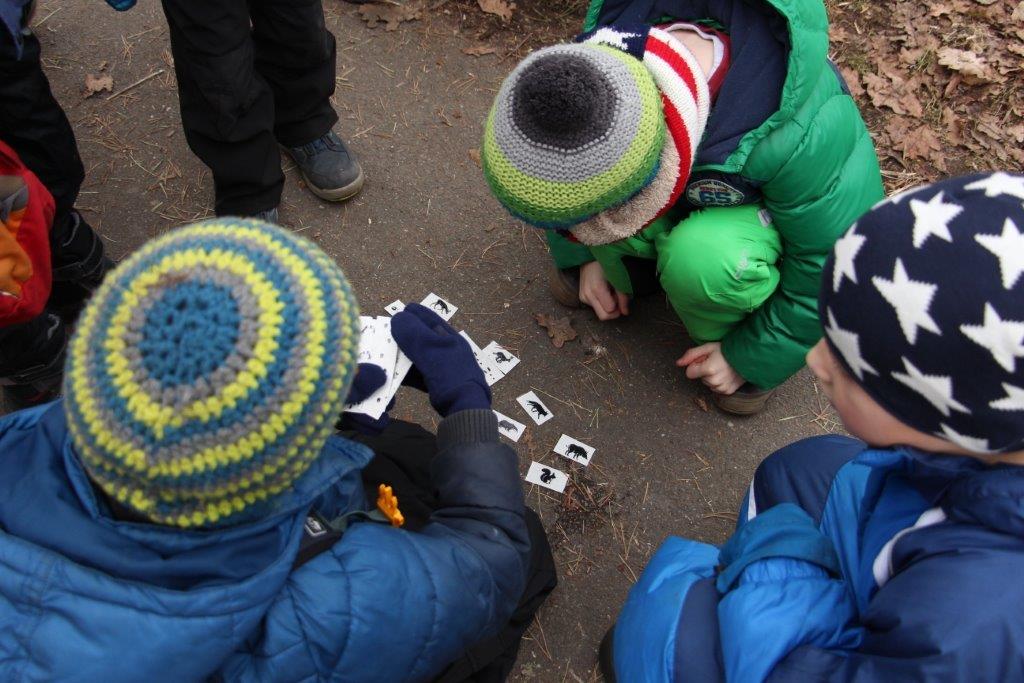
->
[344,315,412,419]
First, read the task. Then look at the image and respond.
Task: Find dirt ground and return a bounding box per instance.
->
[19,0,1008,679]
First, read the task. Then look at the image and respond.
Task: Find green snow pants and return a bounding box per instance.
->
[548,204,782,344]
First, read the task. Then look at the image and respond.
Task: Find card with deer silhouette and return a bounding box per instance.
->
[525,461,567,493]
[420,293,458,321]
[553,434,594,466]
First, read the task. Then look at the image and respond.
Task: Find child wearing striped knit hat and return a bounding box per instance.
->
[482,0,883,415]
[0,218,554,681]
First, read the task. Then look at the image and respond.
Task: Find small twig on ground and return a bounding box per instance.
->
[106,69,166,101]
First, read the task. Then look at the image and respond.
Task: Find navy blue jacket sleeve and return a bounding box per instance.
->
[768,542,1024,682]
[252,409,531,682]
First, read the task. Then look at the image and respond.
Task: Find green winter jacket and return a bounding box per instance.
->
[549,0,883,388]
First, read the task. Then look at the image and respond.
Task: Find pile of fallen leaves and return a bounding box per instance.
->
[357,0,518,32]
[828,0,1023,187]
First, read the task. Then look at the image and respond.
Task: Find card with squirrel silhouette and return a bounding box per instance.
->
[525,461,567,493]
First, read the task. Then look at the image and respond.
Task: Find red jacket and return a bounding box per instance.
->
[0,140,53,325]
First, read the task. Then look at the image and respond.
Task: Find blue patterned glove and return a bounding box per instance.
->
[391,303,490,417]
[105,0,137,10]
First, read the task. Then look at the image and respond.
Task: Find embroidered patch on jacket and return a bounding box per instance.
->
[686,179,745,206]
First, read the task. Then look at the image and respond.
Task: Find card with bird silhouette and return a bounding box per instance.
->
[482,341,520,374]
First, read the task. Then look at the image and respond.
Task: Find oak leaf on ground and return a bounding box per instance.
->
[534,313,577,348]
[478,0,515,22]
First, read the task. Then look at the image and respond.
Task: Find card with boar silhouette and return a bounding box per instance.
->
[517,391,553,425]
[493,410,526,442]
[525,461,567,493]
[420,293,457,321]
[553,434,595,466]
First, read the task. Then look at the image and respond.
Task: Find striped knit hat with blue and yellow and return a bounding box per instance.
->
[63,218,361,528]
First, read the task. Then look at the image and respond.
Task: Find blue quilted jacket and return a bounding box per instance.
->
[0,403,530,682]
[613,435,1024,681]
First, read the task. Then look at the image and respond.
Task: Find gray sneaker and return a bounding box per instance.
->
[253,207,280,224]
[286,131,365,202]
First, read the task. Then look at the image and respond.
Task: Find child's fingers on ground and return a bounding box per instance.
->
[678,343,715,366]
[615,291,630,316]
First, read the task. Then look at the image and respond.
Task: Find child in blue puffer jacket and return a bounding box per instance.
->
[0,218,554,682]
[602,172,1024,681]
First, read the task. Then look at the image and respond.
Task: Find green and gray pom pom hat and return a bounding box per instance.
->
[482,42,666,230]
[63,218,361,529]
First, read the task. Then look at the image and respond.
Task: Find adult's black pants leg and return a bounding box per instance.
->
[0,31,84,236]
[249,0,338,147]
[159,0,283,216]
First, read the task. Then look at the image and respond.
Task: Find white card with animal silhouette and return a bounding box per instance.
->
[385,300,405,316]
[517,391,553,425]
[554,434,594,466]
[420,293,457,321]
[494,410,526,442]
[525,461,567,493]
[461,331,503,386]
[481,342,520,374]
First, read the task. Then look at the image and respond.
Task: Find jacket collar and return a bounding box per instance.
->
[0,402,373,590]
[861,446,1024,539]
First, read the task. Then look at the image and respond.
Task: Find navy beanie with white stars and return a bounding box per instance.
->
[820,172,1024,454]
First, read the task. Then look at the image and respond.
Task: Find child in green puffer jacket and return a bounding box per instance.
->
[481,0,883,415]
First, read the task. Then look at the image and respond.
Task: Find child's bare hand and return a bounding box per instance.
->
[579,261,629,321]
[677,342,745,395]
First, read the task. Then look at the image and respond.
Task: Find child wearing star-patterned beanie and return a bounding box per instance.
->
[597,172,1024,682]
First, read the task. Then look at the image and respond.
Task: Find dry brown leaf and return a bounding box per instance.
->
[941,107,963,145]
[534,313,577,348]
[478,0,515,22]
[1007,123,1024,145]
[693,396,710,413]
[357,1,423,31]
[862,71,923,118]
[904,126,944,167]
[937,47,1003,84]
[467,148,481,167]
[84,73,113,98]
[1013,1,1024,21]
[462,45,497,57]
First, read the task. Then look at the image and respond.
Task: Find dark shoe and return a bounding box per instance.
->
[253,207,280,224]
[0,311,67,410]
[49,210,114,324]
[713,383,776,416]
[548,263,583,308]
[286,130,364,202]
[598,626,617,683]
